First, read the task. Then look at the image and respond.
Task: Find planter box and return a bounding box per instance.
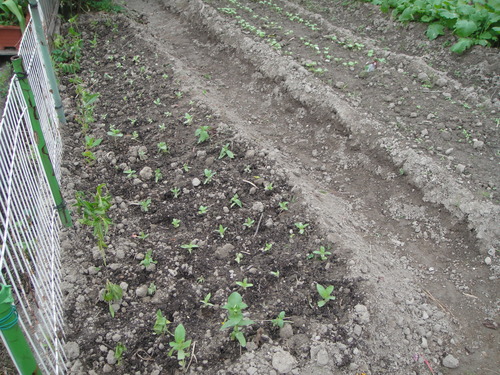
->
[0,25,22,54]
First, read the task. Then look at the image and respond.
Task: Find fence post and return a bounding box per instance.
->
[11,55,73,227]
[0,284,41,375]
[27,0,67,126]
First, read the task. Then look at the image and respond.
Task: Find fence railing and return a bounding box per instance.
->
[0,1,68,373]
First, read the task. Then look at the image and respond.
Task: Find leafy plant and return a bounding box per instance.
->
[204,169,216,184]
[183,113,193,125]
[271,311,291,328]
[198,205,208,215]
[74,184,112,264]
[124,169,137,178]
[200,293,214,307]
[215,224,228,238]
[312,246,331,261]
[183,163,191,172]
[140,198,151,212]
[154,168,163,183]
[235,278,253,289]
[219,143,235,159]
[148,282,156,296]
[137,231,149,240]
[114,342,126,366]
[103,280,123,317]
[107,126,123,141]
[82,135,102,164]
[0,0,27,32]
[140,249,157,267]
[294,222,309,235]
[265,182,274,191]
[278,201,289,211]
[0,62,12,99]
[263,242,273,252]
[171,187,181,198]
[195,126,211,143]
[221,292,254,347]
[168,324,192,370]
[270,270,280,278]
[235,252,243,264]
[316,284,336,307]
[180,241,199,254]
[157,142,169,154]
[153,309,171,335]
[243,217,255,228]
[230,194,242,208]
[172,218,181,228]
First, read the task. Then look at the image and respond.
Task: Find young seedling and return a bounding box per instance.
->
[153,309,171,335]
[103,280,123,318]
[221,292,254,347]
[172,218,181,228]
[137,231,149,240]
[200,293,214,307]
[203,169,216,184]
[183,113,193,125]
[154,168,163,183]
[198,205,208,215]
[183,163,191,172]
[235,278,253,289]
[148,282,156,296]
[271,311,292,328]
[278,201,289,211]
[168,324,192,370]
[235,252,243,264]
[243,218,255,228]
[157,142,169,154]
[140,249,157,267]
[82,135,102,164]
[294,222,309,235]
[74,184,112,264]
[180,241,199,254]
[230,194,242,208]
[312,246,331,261]
[219,143,235,159]
[316,284,336,307]
[114,343,126,366]
[131,131,139,141]
[265,182,274,191]
[270,270,280,278]
[140,198,151,212]
[153,98,161,106]
[215,224,228,238]
[107,126,123,141]
[195,125,211,143]
[263,242,273,252]
[124,169,137,178]
[171,187,181,198]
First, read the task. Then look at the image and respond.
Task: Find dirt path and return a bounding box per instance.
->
[59,0,499,374]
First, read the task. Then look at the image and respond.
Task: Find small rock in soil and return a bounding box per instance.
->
[192,177,201,187]
[456,164,466,174]
[64,341,80,360]
[215,243,235,259]
[279,323,293,339]
[139,166,153,180]
[442,354,459,368]
[272,349,296,374]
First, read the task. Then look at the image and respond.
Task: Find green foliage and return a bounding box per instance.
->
[60,0,123,17]
[153,309,171,335]
[215,224,228,238]
[235,278,253,289]
[219,143,235,159]
[312,246,332,261]
[74,184,112,264]
[140,249,157,267]
[200,293,214,307]
[168,324,192,369]
[367,0,500,53]
[52,17,82,74]
[114,343,126,366]
[271,311,291,328]
[204,169,216,184]
[0,0,27,31]
[221,292,254,347]
[172,218,181,228]
[294,222,309,235]
[140,198,151,212]
[195,126,211,143]
[316,284,336,307]
[103,280,123,317]
[230,194,242,208]
[180,241,199,254]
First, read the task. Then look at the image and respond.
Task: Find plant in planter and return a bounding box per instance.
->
[0,0,28,51]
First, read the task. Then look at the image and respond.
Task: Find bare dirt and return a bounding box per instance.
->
[55,0,499,374]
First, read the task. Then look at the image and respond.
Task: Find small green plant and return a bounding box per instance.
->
[270,270,280,278]
[278,201,289,211]
[0,62,13,98]
[137,231,149,240]
[183,113,193,125]
[148,282,156,296]
[74,184,112,264]
[103,280,123,317]
[271,311,291,328]
[198,205,208,215]
[168,324,192,370]
[172,218,181,228]
[221,292,254,347]
[230,194,242,208]
[107,126,123,141]
[316,284,336,307]
[124,169,137,178]
[114,343,126,366]
[171,187,181,198]
[157,142,169,154]
[140,198,151,212]
[243,217,255,228]
[265,182,274,191]
[153,98,161,105]
[312,246,331,261]
[153,309,171,335]
[235,252,243,264]
[154,168,163,183]
[235,278,253,289]
[82,135,102,164]
[263,242,273,252]
[203,169,216,184]
[294,222,309,234]
[219,143,235,159]
[195,126,211,143]
[131,131,139,141]
[200,293,214,307]
[180,241,199,254]
[183,163,191,172]
[140,249,157,267]
[215,224,228,238]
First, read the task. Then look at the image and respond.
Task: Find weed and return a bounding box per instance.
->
[140,198,151,212]
[183,163,191,172]
[154,168,163,183]
[215,224,228,238]
[196,126,211,143]
[107,126,123,141]
[230,194,242,208]
[171,187,181,198]
[140,250,157,267]
[153,309,171,335]
[180,241,199,254]
[278,201,289,211]
[137,231,149,240]
[153,98,161,105]
[124,169,137,178]
[221,292,254,347]
[235,278,253,289]
[157,142,169,153]
[265,182,274,191]
[219,143,235,159]
[183,113,193,125]
[294,222,309,234]
[172,218,181,228]
[200,293,214,307]
[168,324,192,370]
[270,270,280,278]
[0,62,12,98]
[148,282,156,296]
[204,169,216,184]
[316,284,336,307]
[103,280,123,317]
[263,243,273,252]
[312,246,331,261]
[198,205,208,215]
[243,218,255,228]
[271,311,291,328]
[114,343,126,366]
[82,135,102,164]
[235,252,243,264]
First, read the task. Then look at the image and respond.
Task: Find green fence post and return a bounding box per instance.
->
[27,0,67,126]
[0,284,41,374]
[11,55,73,227]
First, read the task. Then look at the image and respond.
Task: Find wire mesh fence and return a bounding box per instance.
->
[0,0,67,373]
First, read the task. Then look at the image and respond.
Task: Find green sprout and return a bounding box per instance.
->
[180,241,199,254]
[312,246,331,261]
[278,201,289,211]
[195,126,211,143]
[243,218,255,228]
[172,218,181,228]
[103,280,123,318]
[168,324,192,370]
[219,143,235,159]
[114,343,126,366]
[157,142,169,153]
[235,278,253,289]
[154,168,163,183]
[140,198,151,212]
[153,309,171,335]
[171,187,181,198]
[294,222,309,234]
[215,224,228,238]
[198,205,208,215]
[316,284,336,307]
[221,292,254,347]
[271,311,291,328]
[204,169,216,184]
[200,293,214,307]
[230,194,242,208]
[140,249,157,267]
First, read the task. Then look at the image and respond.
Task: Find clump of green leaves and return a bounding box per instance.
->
[271,311,292,328]
[171,187,181,198]
[180,241,199,254]
[219,143,235,159]
[204,169,216,184]
[200,293,214,307]
[153,309,171,335]
[74,184,112,264]
[157,142,169,153]
[235,278,253,289]
[52,16,82,74]
[140,198,151,212]
[221,292,254,347]
[243,217,255,228]
[230,194,242,208]
[195,126,211,143]
[279,201,289,211]
[82,135,102,164]
[215,224,228,238]
[316,284,336,307]
[294,222,309,234]
[140,249,157,267]
[114,343,126,366]
[103,280,123,317]
[312,246,332,261]
[168,324,192,370]
[172,218,181,228]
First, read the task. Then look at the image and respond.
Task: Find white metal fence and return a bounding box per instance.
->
[0,1,67,373]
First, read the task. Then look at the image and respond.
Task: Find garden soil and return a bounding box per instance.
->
[18,0,500,374]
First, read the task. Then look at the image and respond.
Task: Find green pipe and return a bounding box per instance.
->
[11,55,73,227]
[27,0,67,126]
[0,284,41,374]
